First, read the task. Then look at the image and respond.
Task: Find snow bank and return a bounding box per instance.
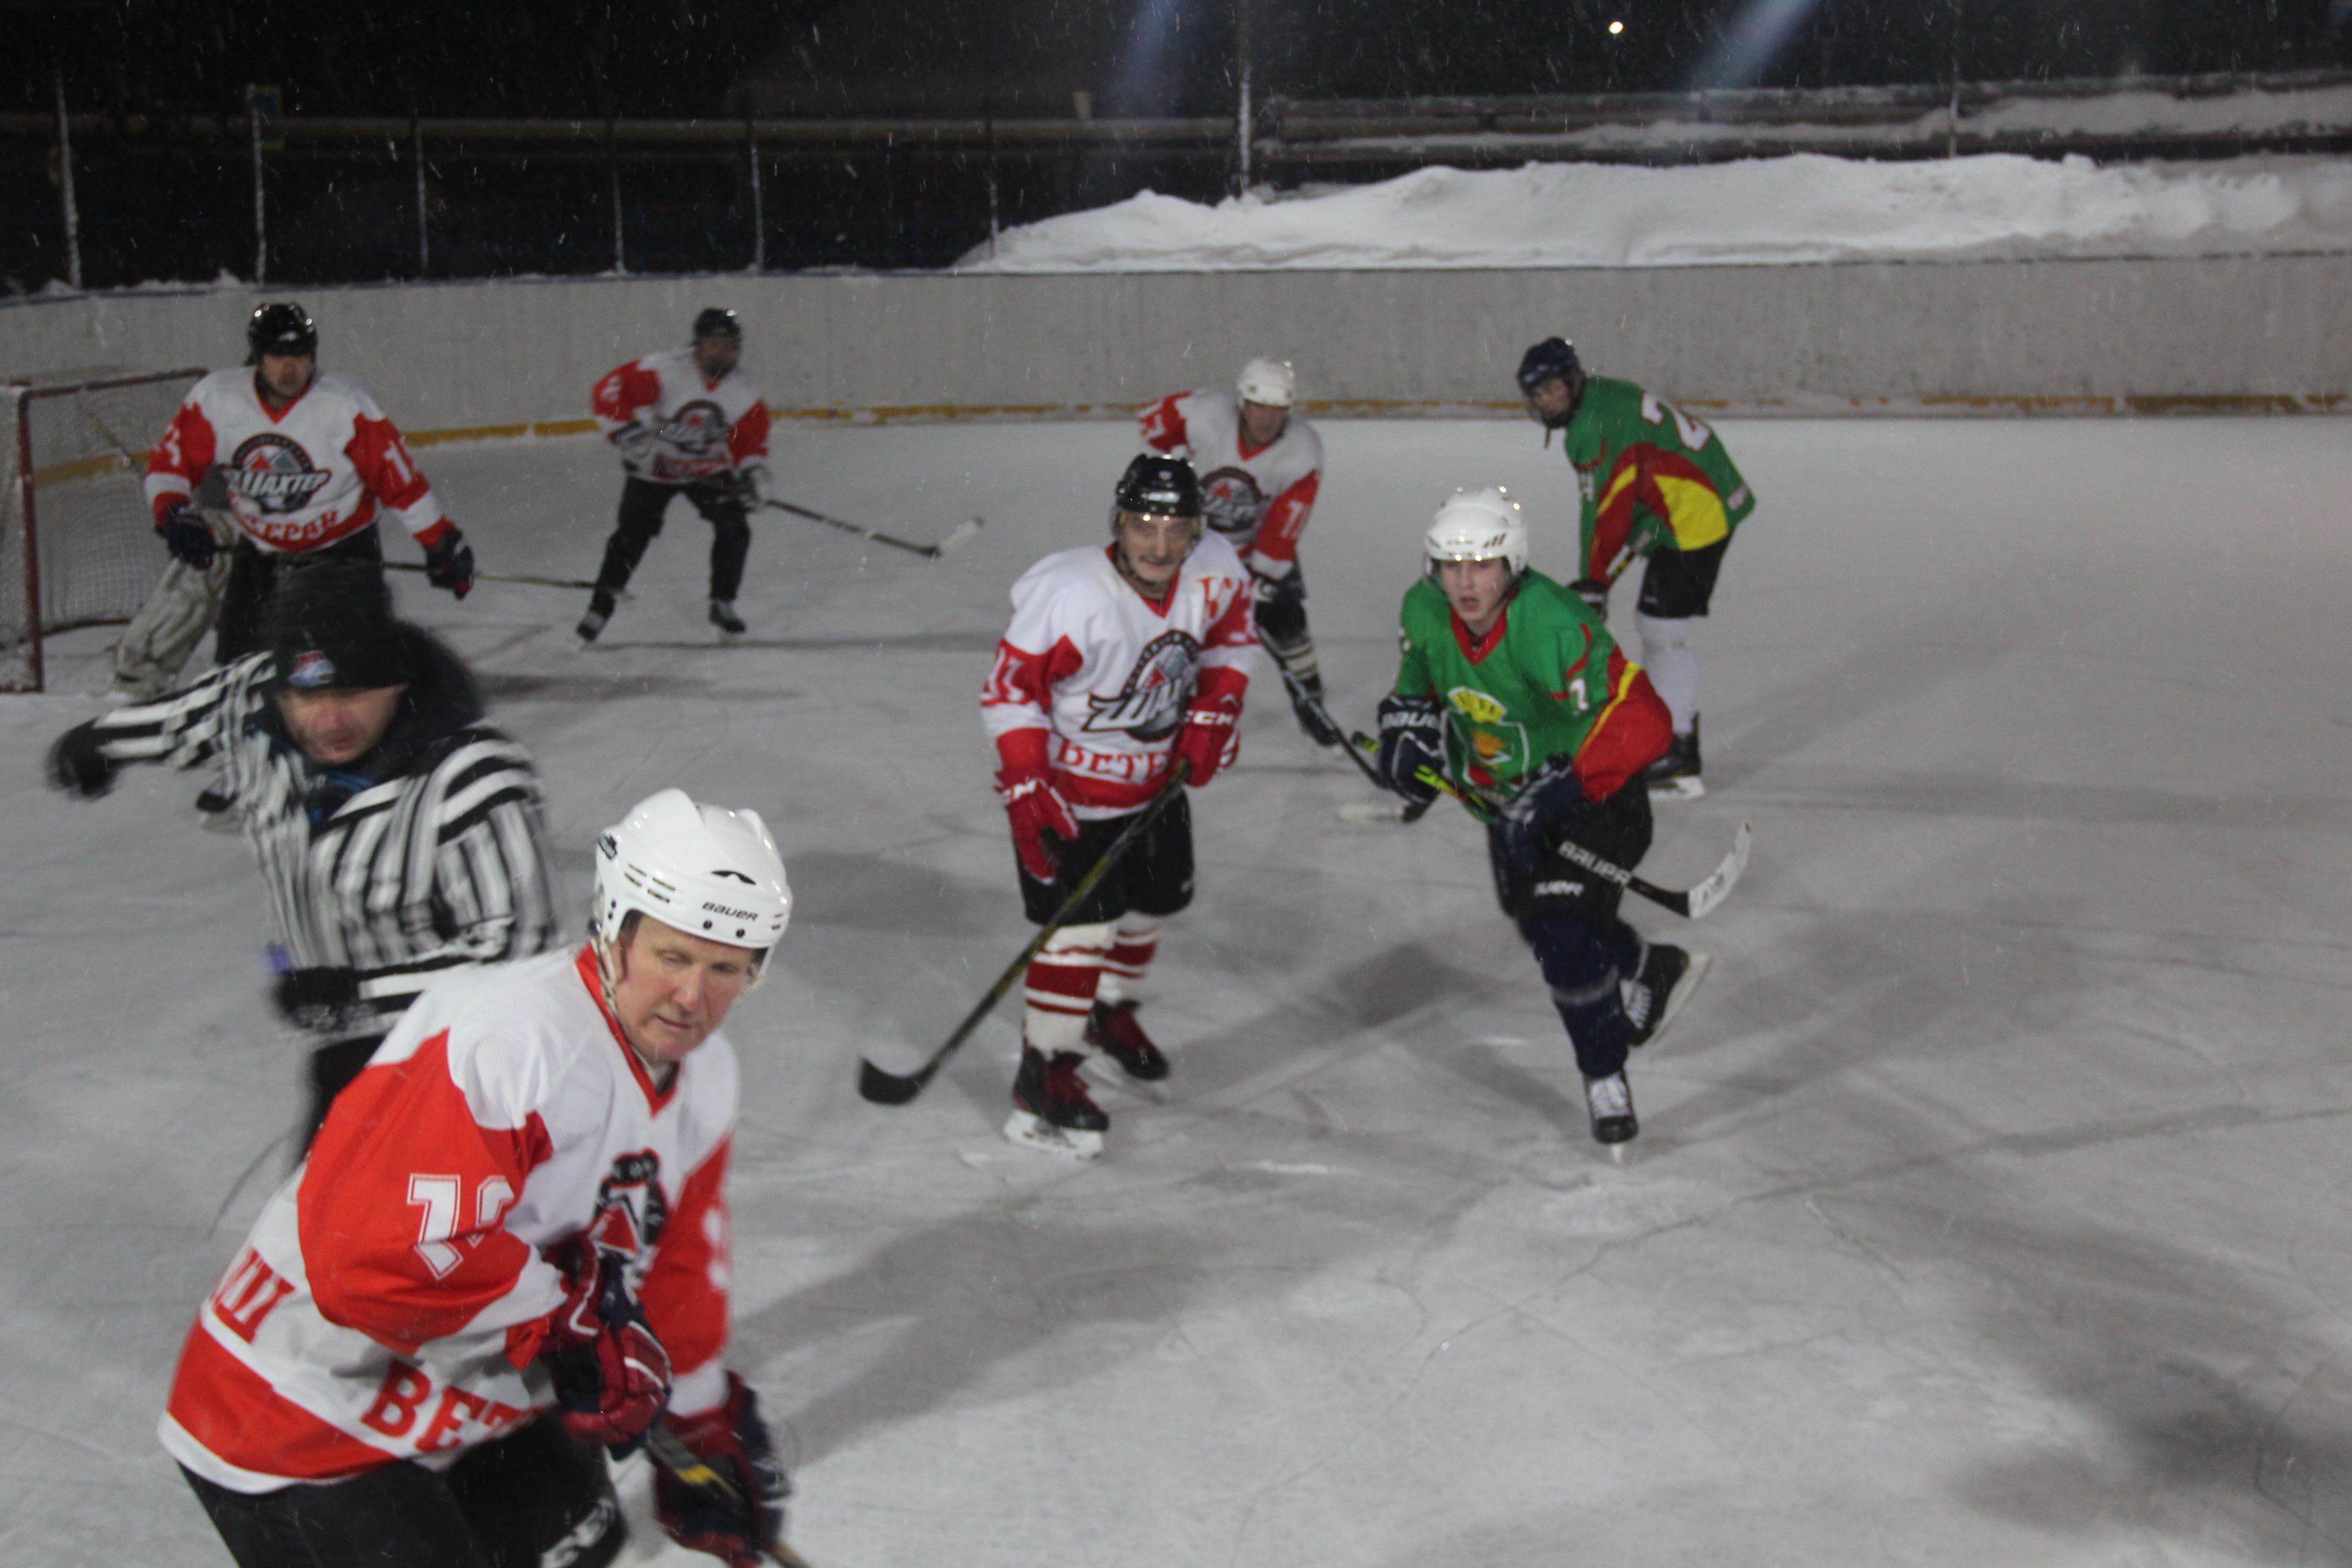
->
[955,152,2352,271]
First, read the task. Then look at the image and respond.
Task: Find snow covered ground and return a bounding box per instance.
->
[956,152,2352,270]
[8,412,2352,1567]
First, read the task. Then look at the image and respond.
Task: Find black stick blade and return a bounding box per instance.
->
[858,1057,930,1105]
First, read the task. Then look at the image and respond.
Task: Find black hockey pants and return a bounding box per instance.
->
[1490,779,1654,1081]
[182,1416,623,1568]
[595,476,751,604]
[214,527,385,664]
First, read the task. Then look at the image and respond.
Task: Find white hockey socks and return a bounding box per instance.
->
[1635,612,1700,736]
[1021,920,1116,1052]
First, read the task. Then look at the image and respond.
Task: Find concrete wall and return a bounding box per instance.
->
[3,254,2345,440]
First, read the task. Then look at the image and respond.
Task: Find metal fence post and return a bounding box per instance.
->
[248,88,267,282]
[746,116,764,273]
[413,115,430,276]
[52,69,82,289]
[608,118,625,274]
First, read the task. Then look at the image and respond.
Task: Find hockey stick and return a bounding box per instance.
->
[1346,732,1750,919]
[640,1424,815,1568]
[762,498,983,561]
[858,760,1192,1106]
[380,561,627,597]
[1277,666,1431,825]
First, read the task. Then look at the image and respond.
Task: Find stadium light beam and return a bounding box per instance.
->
[1688,0,1823,89]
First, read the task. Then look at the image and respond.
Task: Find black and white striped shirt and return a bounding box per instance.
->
[86,636,559,1040]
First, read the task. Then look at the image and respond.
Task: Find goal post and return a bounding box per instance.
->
[0,368,205,692]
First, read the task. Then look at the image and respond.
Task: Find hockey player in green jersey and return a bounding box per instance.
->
[1516,336,1757,800]
[1375,487,1711,1148]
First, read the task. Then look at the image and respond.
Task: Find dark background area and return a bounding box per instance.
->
[3,0,2349,291]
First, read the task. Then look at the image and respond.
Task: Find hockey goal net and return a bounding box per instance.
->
[0,368,204,691]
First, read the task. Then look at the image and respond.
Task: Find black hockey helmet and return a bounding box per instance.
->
[1516,336,1586,428]
[247,301,318,364]
[692,307,742,342]
[1111,453,1200,523]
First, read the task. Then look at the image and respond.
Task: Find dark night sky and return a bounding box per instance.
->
[10,0,2349,121]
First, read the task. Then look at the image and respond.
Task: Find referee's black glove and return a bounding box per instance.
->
[47,721,116,798]
[275,966,363,1033]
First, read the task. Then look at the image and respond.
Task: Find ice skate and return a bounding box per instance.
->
[1086,999,1170,1081]
[576,591,615,645]
[1002,1045,1107,1160]
[1622,943,1711,1050]
[709,599,747,636]
[1584,1069,1639,1150]
[1643,717,1704,800]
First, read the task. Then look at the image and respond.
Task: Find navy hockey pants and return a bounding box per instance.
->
[1519,911,1644,1082]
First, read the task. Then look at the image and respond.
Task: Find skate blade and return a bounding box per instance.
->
[1648,775,1705,801]
[1650,951,1714,1045]
[1337,800,1407,824]
[1002,1110,1102,1160]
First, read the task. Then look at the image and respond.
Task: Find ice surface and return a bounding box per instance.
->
[956,152,2352,271]
[7,414,2352,1566]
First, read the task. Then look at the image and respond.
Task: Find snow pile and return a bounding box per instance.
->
[955,152,2352,271]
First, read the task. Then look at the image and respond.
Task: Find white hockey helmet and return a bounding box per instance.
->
[1235,357,1296,408]
[592,788,793,961]
[1424,487,1530,578]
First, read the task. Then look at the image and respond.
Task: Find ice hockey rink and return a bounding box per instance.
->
[6,411,2352,1567]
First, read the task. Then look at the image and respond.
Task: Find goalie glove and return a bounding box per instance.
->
[157,498,219,571]
[654,1373,791,1568]
[544,1241,671,1450]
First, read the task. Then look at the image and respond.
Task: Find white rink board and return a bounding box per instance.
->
[7,415,2352,1566]
[1,251,2347,441]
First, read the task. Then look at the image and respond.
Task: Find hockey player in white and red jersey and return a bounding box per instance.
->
[979,454,1256,1158]
[1138,356,1336,746]
[146,302,476,669]
[159,789,796,1568]
[578,307,773,641]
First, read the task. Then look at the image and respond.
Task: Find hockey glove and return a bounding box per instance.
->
[1252,563,1305,615]
[546,1241,672,1450]
[654,1373,791,1568]
[998,768,1078,883]
[615,423,662,469]
[158,499,219,571]
[274,966,362,1034]
[729,464,771,508]
[1173,691,1242,787]
[1569,578,1609,615]
[1499,751,1594,877]
[47,721,117,798]
[419,523,475,600]
[1375,693,1444,810]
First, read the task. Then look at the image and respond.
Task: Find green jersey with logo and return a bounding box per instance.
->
[1392,569,1671,819]
[1565,376,1757,583]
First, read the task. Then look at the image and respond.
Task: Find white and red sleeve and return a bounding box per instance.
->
[343,408,449,542]
[1194,572,1258,702]
[592,359,662,440]
[728,399,772,468]
[144,397,218,526]
[1137,393,1191,454]
[297,1028,566,1368]
[638,1135,734,1417]
[1250,470,1320,571]
[981,633,1085,777]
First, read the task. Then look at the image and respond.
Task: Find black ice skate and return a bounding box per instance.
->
[709,599,747,636]
[1004,1045,1109,1159]
[1086,999,1170,1081]
[1623,943,1712,1051]
[1643,715,1703,800]
[1584,1070,1639,1147]
[576,591,615,644]
[1285,670,1344,748]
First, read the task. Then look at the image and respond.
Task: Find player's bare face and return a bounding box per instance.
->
[1113,511,1198,596]
[257,353,315,408]
[612,918,756,1068]
[1440,557,1516,634]
[693,336,740,380]
[276,684,407,766]
[1239,400,1288,447]
[1524,378,1575,423]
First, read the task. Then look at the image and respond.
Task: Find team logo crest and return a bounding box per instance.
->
[1448,687,1507,725]
[287,649,337,689]
[1083,629,1200,740]
[228,433,331,514]
[655,399,732,477]
[583,1149,669,1258]
[1198,466,1267,540]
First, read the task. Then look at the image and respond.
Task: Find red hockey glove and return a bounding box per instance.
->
[544,1241,671,1449]
[998,768,1078,882]
[1173,692,1241,787]
[654,1373,791,1568]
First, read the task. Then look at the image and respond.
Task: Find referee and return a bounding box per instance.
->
[48,562,558,1151]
